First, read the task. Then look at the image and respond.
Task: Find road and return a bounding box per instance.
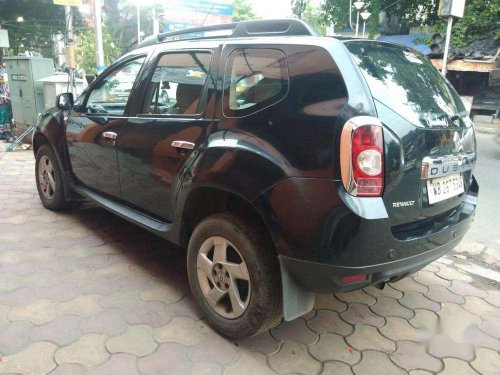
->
[456,131,500,278]
[465,131,500,250]
[0,129,498,375]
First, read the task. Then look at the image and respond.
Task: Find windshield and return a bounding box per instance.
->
[345,41,466,127]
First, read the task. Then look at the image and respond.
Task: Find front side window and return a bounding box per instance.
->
[86,56,145,116]
[224,48,288,117]
[142,52,212,116]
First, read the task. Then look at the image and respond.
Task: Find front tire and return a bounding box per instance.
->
[35,144,71,211]
[187,213,283,338]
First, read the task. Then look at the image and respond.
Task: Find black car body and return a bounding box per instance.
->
[33,19,478,336]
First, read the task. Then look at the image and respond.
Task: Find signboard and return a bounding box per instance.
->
[53,0,83,6]
[0,29,9,48]
[11,74,28,81]
[439,0,466,18]
[162,0,233,32]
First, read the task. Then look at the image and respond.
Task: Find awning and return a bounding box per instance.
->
[431,59,499,73]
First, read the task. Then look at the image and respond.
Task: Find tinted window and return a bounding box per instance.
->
[86,57,145,115]
[224,48,288,117]
[143,52,212,115]
[345,42,466,127]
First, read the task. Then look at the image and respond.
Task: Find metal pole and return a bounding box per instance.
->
[65,6,73,40]
[441,16,453,76]
[362,21,366,38]
[348,0,353,31]
[152,6,160,35]
[355,10,360,38]
[136,5,141,45]
[94,0,105,73]
[65,5,76,96]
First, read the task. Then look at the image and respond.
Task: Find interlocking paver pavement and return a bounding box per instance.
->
[0,149,499,375]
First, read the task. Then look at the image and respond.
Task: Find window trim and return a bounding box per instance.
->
[222,47,290,119]
[137,49,214,119]
[82,53,148,117]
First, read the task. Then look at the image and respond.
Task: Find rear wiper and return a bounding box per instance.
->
[450,111,468,121]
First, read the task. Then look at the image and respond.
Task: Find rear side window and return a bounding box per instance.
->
[142,52,212,116]
[224,48,288,117]
[345,42,466,127]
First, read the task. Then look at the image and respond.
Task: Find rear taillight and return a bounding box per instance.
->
[340,117,384,197]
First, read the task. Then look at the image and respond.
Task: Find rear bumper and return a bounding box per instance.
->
[255,176,477,294]
[279,233,462,293]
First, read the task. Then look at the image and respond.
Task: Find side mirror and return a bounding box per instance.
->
[56,93,74,111]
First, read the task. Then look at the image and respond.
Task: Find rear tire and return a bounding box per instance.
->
[35,144,71,211]
[187,212,283,338]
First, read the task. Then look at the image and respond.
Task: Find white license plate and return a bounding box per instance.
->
[426,173,464,204]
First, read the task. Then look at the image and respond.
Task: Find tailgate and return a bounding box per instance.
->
[345,41,477,230]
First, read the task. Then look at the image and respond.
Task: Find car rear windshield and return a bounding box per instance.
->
[345,41,466,127]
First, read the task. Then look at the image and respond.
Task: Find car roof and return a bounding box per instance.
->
[117,18,412,63]
[122,19,342,56]
[121,35,347,62]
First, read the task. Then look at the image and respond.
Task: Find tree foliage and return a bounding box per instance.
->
[291,0,308,19]
[301,2,326,35]
[322,0,498,45]
[436,0,500,48]
[103,0,153,56]
[75,27,120,74]
[232,0,257,22]
[0,0,82,57]
[322,0,439,36]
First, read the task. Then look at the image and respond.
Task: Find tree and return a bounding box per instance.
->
[291,0,308,19]
[322,0,439,37]
[103,0,152,55]
[75,27,120,74]
[301,2,326,35]
[0,0,84,59]
[436,0,500,48]
[232,0,257,22]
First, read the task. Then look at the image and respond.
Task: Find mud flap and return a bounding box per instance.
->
[279,260,315,321]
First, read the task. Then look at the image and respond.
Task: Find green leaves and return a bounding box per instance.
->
[232,0,257,22]
[75,27,120,75]
[435,0,499,48]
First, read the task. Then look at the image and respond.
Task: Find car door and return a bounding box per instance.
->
[65,55,146,198]
[115,50,217,221]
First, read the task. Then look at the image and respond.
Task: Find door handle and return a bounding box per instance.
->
[103,131,117,140]
[102,131,117,145]
[171,140,195,150]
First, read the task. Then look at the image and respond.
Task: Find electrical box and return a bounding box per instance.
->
[38,73,86,110]
[4,56,55,132]
[439,0,466,18]
[0,30,9,48]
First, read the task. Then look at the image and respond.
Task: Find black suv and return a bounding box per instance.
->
[34,19,478,338]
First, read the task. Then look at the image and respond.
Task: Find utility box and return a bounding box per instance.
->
[38,73,86,110]
[439,0,466,19]
[4,56,54,133]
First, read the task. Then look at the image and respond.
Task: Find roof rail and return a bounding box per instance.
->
[138,19,319,48]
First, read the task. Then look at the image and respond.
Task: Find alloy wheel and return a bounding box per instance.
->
[196,236,251,319]
[38,155,56,200]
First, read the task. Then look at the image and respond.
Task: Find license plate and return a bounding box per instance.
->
[426,173,464,204]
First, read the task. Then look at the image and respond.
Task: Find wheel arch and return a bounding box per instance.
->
[33,111,76,200]
[179,186,277,252]
[33,110,71,171]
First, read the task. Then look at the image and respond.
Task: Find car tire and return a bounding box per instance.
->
[187,212,283,338]
[35,144,71,211]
